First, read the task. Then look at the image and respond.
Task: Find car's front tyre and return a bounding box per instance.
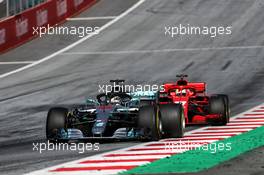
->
[46,107,68,140]
[209,95,229,125]
[160,104,185,138]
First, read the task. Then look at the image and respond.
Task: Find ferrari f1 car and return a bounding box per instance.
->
[131,75,230,140]
[157,74,230,125]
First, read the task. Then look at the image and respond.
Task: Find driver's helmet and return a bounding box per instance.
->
[110,96,122,104]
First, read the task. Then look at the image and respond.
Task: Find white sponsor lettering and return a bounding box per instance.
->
[56,0,67,17]
[74,0,84,7]
[0,29,6,45]
[15,18,28,37]
[36,9,48,26]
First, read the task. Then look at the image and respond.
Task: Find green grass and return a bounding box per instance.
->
[122,126,264,174]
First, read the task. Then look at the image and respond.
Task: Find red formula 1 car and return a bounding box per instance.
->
[136,75,230,141]
[158,74,230,125]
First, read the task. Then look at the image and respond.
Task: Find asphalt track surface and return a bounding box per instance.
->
[0,0,264,174]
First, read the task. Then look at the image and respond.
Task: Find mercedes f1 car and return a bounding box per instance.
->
[46,80,162,141]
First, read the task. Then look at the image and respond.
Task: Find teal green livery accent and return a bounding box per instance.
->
[129,91,156,100]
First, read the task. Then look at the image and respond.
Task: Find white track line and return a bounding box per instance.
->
[191,130,248,133]
[204,129,253,132]
[0,0,146,79]
[60,45,264,55]
[45,170,127,175]
[147,140,215,144]
[109,150,185,154]
[129,145,202,149]
[145,144,207,148]
[79,155,166,160]
[188,132,242,136]
[204,126,254,129]
[237,116,264,119]
[129,146,201,150]
[0,61,35,65]
[179,136,231,139]
[63,162,146,167]
[228,122,264,125]
[67,16,117,21]
[125,150,193,154]
[233,118,264,121]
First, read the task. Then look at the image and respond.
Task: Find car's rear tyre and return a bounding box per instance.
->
[209,95,229,125]
[137,106,161,141]
[46,107,68,140]
[160,104,185,138]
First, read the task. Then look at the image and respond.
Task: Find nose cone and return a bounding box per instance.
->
[92,120,106,136]
[92,106,113,136]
